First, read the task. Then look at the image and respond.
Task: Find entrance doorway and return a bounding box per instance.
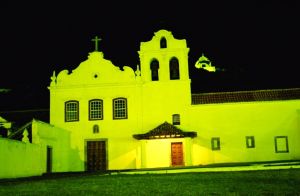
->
[46,146,52,173]
[171,142,184,166]
[86,140,107,171]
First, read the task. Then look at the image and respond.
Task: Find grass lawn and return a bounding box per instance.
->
[0,169,300,195]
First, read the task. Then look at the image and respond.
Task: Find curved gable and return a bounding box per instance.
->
[51,52,136,87]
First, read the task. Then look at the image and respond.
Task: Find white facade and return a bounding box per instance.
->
[47,29,300,172]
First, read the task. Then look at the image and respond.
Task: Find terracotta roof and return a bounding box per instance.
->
[133,122,197,140]
[192,88,300,104]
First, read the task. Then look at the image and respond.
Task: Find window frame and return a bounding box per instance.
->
[93,124,99,134]
[275,136,289,153]
[211,137,221,151]
[172,114,180,125]
[246,136,255,148]
[169,57,180,80]
[89,99,103,120]
[65,100,79,122]
[150,59,159,81]
[113,98,128,120]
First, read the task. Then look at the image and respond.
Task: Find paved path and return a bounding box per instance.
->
[112,161,300,175]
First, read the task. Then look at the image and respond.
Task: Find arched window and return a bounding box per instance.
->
[93,124,99,133]
[65,100,79,122]
[160,37,167,48]
[150,59,159,81]
[169,57,180,80]
[113,98,127,119]
[89,99,103,120]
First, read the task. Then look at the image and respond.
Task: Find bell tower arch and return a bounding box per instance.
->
[138,29,190,83]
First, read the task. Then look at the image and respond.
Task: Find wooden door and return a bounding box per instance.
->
[87,141,107,171]
[171,142,184,166]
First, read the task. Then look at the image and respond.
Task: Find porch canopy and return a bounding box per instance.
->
[133,121,197,140]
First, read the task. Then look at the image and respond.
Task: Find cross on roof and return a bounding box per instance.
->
[91,36,102,51]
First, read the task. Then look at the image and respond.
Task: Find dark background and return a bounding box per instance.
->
[1,1,299,124]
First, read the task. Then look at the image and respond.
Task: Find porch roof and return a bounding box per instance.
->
[133,122,197,140]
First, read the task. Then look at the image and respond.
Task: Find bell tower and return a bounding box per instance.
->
[137,30,192,127]
[138,29,190,83]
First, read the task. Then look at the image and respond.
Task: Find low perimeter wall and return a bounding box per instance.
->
[0,138,46,179]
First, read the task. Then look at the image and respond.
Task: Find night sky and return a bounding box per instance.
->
[1,1,300,113]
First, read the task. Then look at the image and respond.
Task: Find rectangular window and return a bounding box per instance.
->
[211,137,220,150]
[246,136,255,148]
[172,114,180,125]
[89,99,103,120]
[275,136,289,153]
[113,98,127,119]
[65,101,79,122]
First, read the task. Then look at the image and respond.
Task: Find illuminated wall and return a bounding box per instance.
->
[48,29,300,171]
[31,119,71,172]
[141,138,192,168]
[138,30,191,131]
[49,51,141,171]
[0,138,45,179]
[188,100,300,165]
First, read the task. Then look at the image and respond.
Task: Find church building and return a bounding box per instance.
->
[46,29,300,172]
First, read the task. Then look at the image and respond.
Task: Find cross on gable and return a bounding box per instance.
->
[91,36,102,51]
